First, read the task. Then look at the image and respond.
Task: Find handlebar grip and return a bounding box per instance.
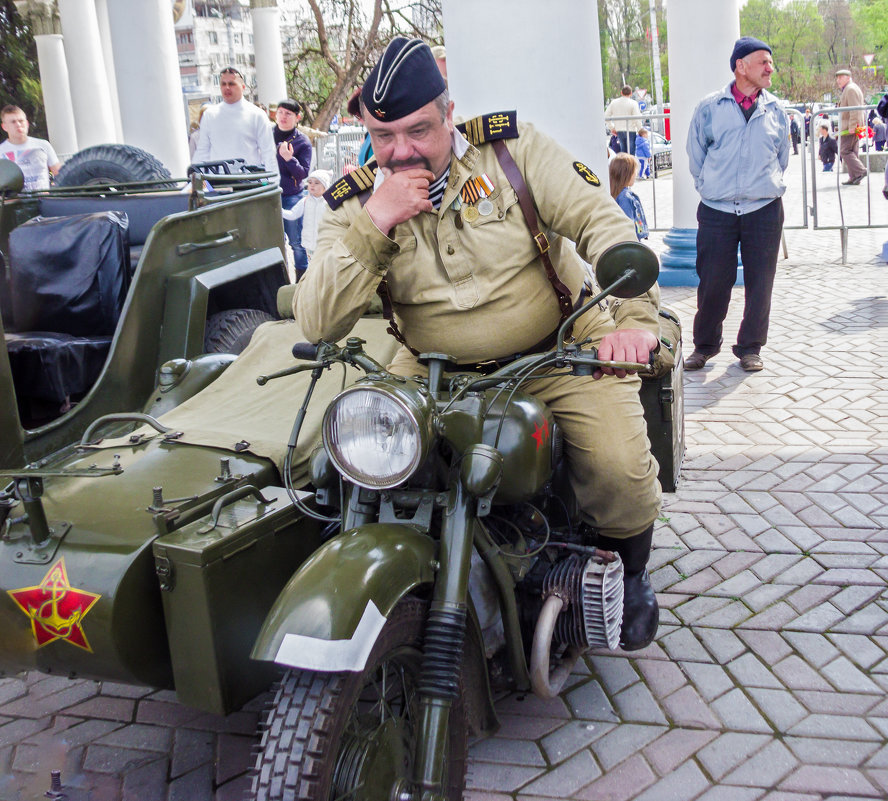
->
[292,342,318,360]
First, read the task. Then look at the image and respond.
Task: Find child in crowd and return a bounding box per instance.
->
[281,169,332,277]
[609,153,648,241]
[634,127,652,179]
[818,124,837,172]
[608,125,621,153]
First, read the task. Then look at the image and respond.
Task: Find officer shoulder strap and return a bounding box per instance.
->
[323,162,378,210]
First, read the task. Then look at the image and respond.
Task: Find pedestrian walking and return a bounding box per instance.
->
[605,86,641,156]
[684,36,789,374]
[790,115,800,155]
[634,127,652,178]
[818,124,838,172]
[835,69,867,185]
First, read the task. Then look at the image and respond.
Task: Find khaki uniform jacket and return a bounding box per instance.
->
[293,120,660,366]
[838,81,866,134]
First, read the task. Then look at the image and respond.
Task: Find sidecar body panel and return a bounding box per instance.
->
[0,440,275,689]
[252,523,437,672]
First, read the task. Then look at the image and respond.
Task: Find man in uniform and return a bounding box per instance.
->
[292,37,662,651]
[835,68,866,185]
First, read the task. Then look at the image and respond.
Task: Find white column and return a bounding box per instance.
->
[442,0,608,184]
[94,0,124,141]
[57,0,118,148]
[12,1,79,156]
[251,2,287,104]
[105,0,190,177]
[660,0,740,279]
[33,34,78,157]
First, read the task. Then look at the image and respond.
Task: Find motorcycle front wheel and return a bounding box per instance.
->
[252,597,469,801]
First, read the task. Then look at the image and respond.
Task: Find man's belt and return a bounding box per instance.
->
[456,287,593,375]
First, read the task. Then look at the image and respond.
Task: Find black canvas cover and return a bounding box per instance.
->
[8,211,130,336]
[6,332,111,404]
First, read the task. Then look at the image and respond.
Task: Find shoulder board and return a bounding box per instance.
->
[323,162,378,210]
[457,111,519,146]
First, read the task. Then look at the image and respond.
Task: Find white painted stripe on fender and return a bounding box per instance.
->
[273,600,387,672]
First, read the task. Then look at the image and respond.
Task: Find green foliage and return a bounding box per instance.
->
[851,0,888,89]
[600,0,668,107]
[741,0,826,101]
[0,1,44,136]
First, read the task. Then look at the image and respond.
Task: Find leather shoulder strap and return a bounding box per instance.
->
[491,139,573,323]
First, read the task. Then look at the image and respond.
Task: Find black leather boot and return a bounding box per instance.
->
[597,526,658,651]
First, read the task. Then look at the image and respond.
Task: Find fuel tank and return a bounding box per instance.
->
[481,390,558,505]
[0,437,277,688]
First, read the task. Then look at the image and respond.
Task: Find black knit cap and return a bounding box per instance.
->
[730,36,772,71]
[277,99,301,114]
[361,37,446,122]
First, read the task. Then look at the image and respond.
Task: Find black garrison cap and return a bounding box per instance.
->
[361,37,446,121]
[730,36,772,71]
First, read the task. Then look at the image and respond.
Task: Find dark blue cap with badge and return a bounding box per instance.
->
[361,37,446,121]
[730,36,772,71]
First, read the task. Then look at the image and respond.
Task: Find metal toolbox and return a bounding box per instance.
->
[640,308,684,493]
[152,485,321,714]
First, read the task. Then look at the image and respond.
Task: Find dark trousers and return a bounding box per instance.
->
[282,191,308,275]
[615,130,638,156]
[693,198,784,359]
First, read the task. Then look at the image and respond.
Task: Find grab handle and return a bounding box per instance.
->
[177,229,239,255]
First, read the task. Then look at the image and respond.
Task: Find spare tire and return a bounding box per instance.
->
[204,308,276,355]
[56,144,173,187]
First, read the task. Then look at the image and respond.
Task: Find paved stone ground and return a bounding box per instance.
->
[1,211,886,798]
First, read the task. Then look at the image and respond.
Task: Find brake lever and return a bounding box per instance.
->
[256,361,330,385]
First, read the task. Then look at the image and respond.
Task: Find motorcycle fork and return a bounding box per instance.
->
[412,477,474,799]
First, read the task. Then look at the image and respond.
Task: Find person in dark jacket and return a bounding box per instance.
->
[818,123,838,172]
[274,99,313,275]
[789,115,800,154]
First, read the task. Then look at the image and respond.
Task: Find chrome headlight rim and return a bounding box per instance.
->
[322,383,430,490]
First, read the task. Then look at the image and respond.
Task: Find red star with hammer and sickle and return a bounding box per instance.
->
[8,558,101,652]
[531,418,550,450]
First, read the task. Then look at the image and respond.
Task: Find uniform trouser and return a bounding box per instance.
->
[692,198,784,359]
[840,134,866,180]
[387,306,661,539]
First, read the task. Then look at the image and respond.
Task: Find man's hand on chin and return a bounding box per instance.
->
[364,167,435,235]
[594,329,659,379]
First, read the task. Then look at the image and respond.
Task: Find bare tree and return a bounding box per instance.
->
[282,0,442,131]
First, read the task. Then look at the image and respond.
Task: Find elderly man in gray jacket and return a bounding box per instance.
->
[684,36,789,373]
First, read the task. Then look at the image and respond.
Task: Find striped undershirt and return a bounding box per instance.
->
[428,168,450,209]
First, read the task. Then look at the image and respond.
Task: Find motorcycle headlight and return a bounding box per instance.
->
[323,385,430,489]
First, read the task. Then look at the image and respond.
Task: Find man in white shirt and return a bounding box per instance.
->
[191,67,279,176]
[0,105,61,191]
[605,86,641,156]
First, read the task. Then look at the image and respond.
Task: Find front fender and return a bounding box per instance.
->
[251,523,437,672]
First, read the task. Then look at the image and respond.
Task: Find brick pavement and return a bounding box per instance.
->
[1,222,887,798]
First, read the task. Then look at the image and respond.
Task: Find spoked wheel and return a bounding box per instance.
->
[253,598,468,801]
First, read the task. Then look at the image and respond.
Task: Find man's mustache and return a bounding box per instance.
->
[386,157,433,172]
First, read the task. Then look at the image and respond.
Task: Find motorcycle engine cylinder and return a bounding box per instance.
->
[541,554,624,651]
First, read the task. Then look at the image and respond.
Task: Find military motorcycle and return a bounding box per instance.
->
[248,242,662,801]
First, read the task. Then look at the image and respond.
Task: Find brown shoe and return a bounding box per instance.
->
[684,351,713,370]
[740,354,763,372]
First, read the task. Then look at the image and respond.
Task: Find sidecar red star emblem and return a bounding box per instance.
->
[8,559,101,652]
[531,419,550,450]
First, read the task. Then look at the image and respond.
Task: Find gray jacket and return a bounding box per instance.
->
[687,83,789,215]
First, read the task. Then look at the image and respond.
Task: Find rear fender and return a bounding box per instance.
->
[251,523,437,672]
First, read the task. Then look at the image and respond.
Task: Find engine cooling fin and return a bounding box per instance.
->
[542,553,624,651]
